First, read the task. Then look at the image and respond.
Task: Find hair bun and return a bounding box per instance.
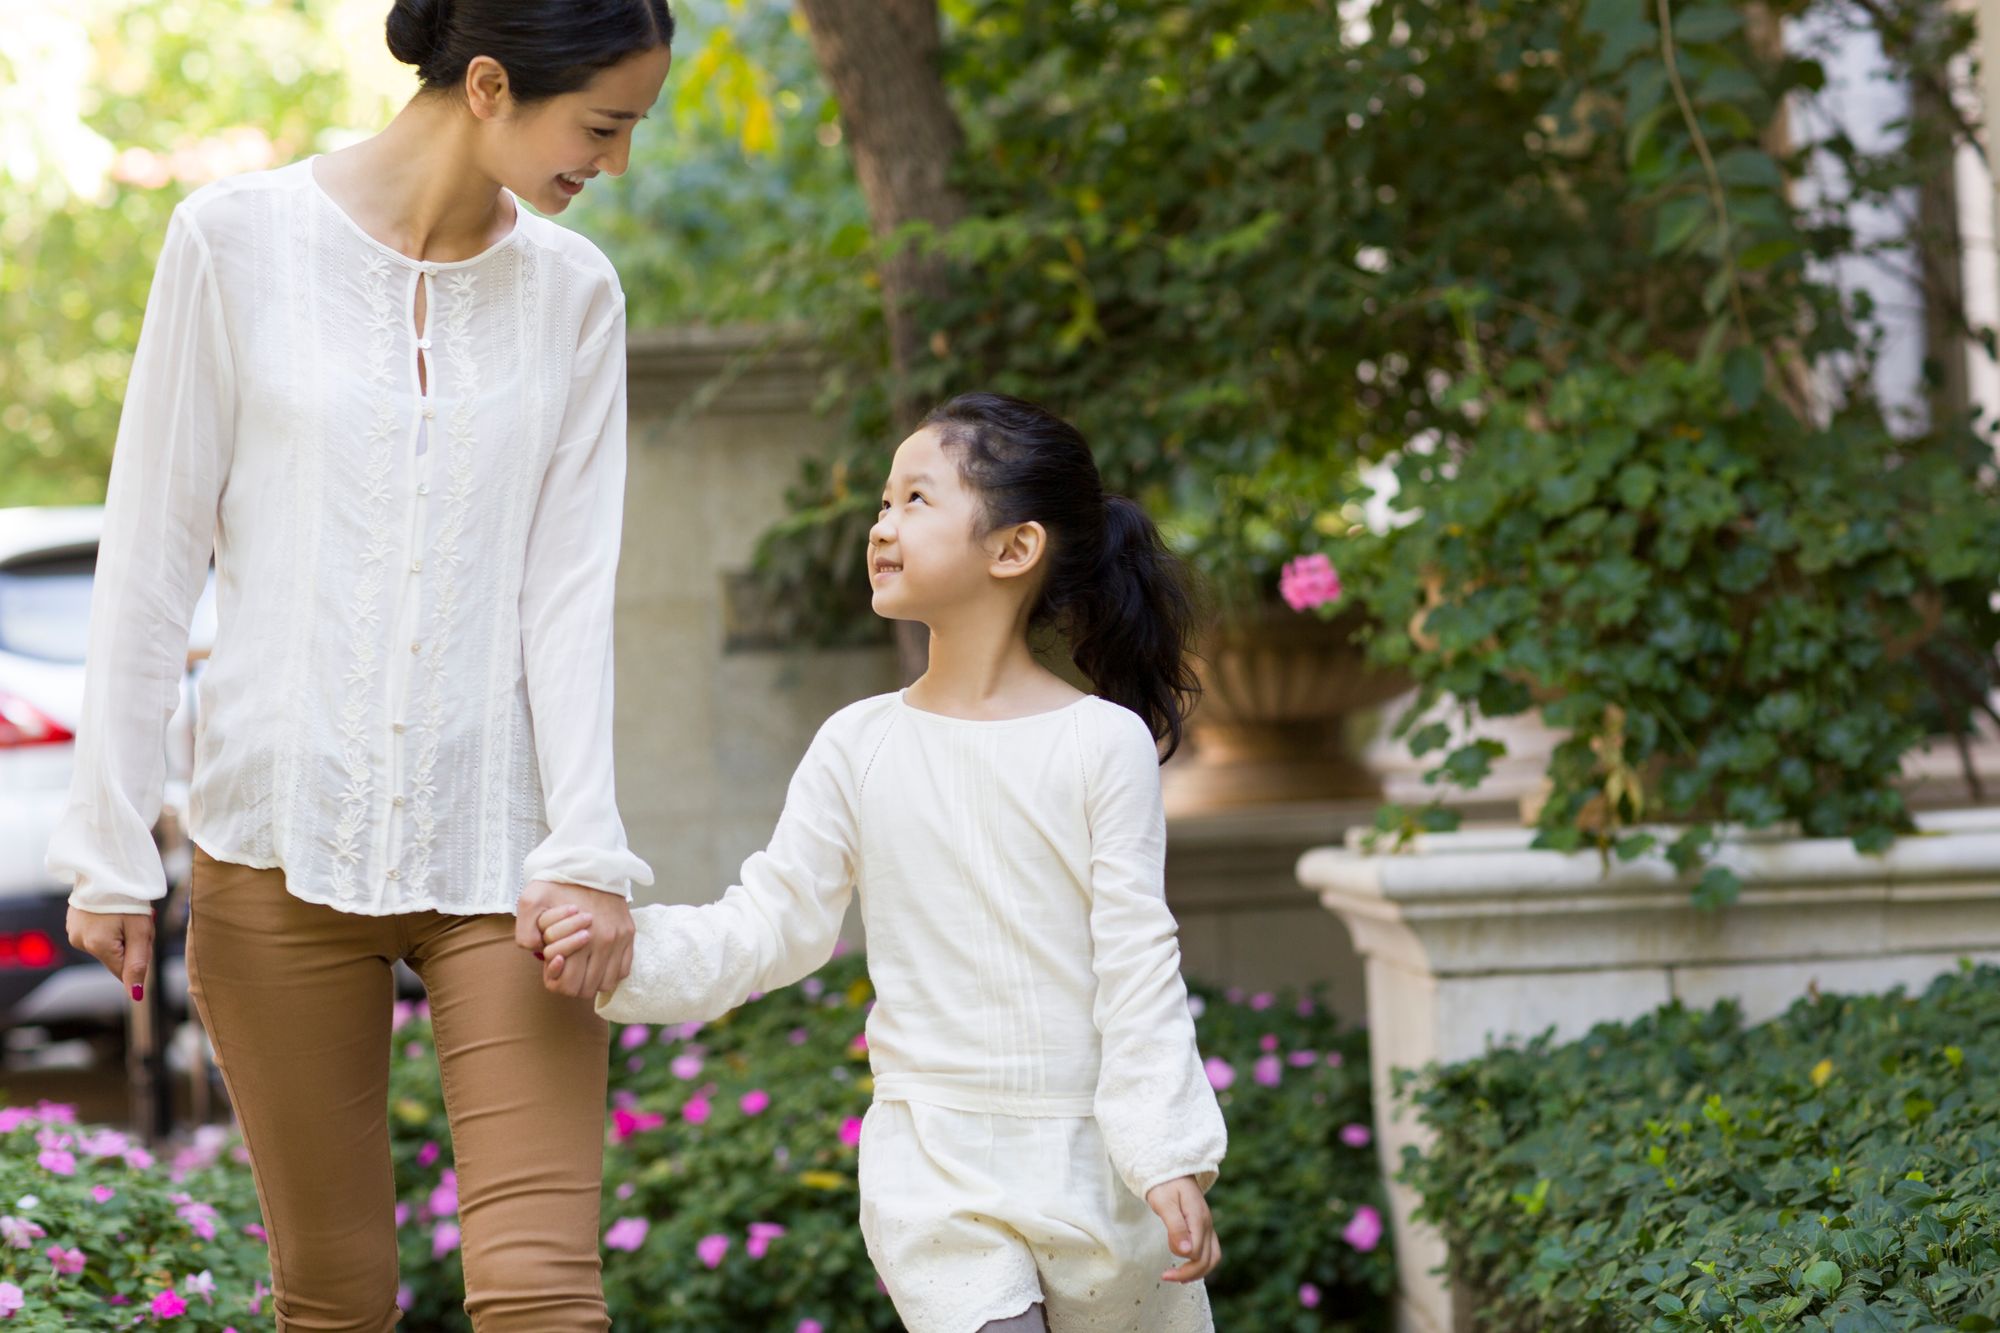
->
[385,0,453,69]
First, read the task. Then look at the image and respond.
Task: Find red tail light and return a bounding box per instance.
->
[0,931,62,970]
[0,691,72,748]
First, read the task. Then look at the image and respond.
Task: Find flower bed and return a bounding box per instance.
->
[4,952,1389,1328]
[1399,963,2000,1331]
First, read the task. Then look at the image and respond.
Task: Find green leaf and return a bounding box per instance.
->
[1675,5,1745,43]
[1654,196,1710,255]
[1803,1259,1842,1295]
[1723,346,1764,409]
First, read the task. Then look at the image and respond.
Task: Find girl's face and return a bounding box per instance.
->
[868,427,995,623]
[473,45,674,216]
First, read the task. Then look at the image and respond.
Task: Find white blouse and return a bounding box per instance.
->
[598,692,1227,1201]
[48,159,653,917]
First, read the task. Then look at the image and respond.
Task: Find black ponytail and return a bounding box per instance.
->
[386,0,675,104]
[922,393,1201,760]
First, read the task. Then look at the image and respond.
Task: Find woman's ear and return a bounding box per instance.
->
[464,55,511,120]
[988,520,1048,583]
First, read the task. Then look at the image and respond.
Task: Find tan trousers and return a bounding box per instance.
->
[187,848,611,1332]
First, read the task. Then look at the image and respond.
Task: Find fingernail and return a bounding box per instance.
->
[132,985,143,1001]
[533,951,545,961]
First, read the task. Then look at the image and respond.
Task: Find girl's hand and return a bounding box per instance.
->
[66,905,154,1002]
[1145,1176,1220,1282]
[513,881,633,1001]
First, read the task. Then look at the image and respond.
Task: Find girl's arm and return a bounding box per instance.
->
[47,205,236,916]
[1084,705,1228,1201]
[516,279,653,901]
[576,721,861,1026]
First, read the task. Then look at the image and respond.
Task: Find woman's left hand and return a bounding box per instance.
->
[1145,1176,1220,1283]
[513,881,634,1001]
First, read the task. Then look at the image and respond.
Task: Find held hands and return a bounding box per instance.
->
[66,906,154,1002]
[512,880,633,1000]
[1145,1176,1220,1283]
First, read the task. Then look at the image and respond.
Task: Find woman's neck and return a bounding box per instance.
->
[317,99,515,264]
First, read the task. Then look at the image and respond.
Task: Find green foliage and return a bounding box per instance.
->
[1398,963,2000,1331]
[385,954,1391,1330]
[0,1112,270,1326]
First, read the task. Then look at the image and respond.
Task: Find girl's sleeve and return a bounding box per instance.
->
[47,205,235,916]
[595,722,860,1025]
[518,279,653,899]
[1085,705,1228,1199]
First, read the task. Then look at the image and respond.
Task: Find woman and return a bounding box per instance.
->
[48,2,674,1327]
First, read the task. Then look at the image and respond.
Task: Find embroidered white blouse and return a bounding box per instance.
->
[597,692,1227,1202]
[48,159,653,917]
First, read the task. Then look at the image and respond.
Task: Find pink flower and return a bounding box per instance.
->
[739,1090,771,1117]
[405,1042,425,1061]
[1259,1034,1279,1052]
[391,1001,414,1031]
[416,1141,441,1168]
[1279,552,1343,612]
[47,1244,84,1276]
[175,1199,219,1241]
[1325,1051,1344,1068]
[152,1288,188,1318]
[429,1170,458,1218]
[1203,1057,1236,1092]
[669,1053,704,1081]
[681,1097,711,1126]
[787,1027,810,1045]
[184,1271,215,1303]
[797,1322,824,1333]
[1299,1281,1322,1309]
[91,1185,116,1204]
[696,1233,730,1269]
[1186,995,1206,1020]
[1342,1204,1383,1252]
[839,1117,864,1149]
[603,1218,649,1253]
[620,1025,651,1051]
[626,1055,645,1074]
[1297,997,1317,1017]
[610,1108,666,1142]
[0,1283,22,1317]
[250,1280,267,1315]
[1250,991,1275,1011]
[124,1146,155,1170]
[1340,1123,1373,1148]
[37,1149,75,1177]
[615,1182,635,1200]
[432,1223,461,1259]
[397,1285,413,1312]
[746,1221,786,1259]
[1253,1055,1283,1088]
[1287,1050,1319,1068]
[244,1223,267,1244]
[1,1216,45,1249]
[394,1204,411,1229]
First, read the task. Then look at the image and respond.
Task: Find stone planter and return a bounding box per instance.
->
[1295,808,2000,1333]
[1162,608,1409,816]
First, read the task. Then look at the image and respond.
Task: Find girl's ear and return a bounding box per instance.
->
[988,520,1048,582]
[465,55,511,120]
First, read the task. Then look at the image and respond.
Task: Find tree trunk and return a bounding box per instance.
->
[795,0,967,681]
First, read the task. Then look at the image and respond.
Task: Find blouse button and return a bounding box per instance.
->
[410,560,423,574]
[422,406,436,421]
[393,795,406,808]
[417,337,432,350]
[417,483,430,496]
[386,869,402,881]
[410,641,421,654]
[393,721,407,734]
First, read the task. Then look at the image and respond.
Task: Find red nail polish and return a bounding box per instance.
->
[534,952,545,961]
[132,985,143,1002]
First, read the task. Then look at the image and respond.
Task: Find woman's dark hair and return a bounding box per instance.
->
[922,392,1201,760]
[386,0,675,103]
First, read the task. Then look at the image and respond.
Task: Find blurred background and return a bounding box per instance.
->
[3,2,2000,1329]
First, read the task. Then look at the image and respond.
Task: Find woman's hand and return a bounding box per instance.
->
[66,905,154,1002]
[1145,1176,1220,1283]
[512,881,633,1001]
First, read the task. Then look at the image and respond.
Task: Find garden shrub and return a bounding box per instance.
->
[1400,963,2000,1331]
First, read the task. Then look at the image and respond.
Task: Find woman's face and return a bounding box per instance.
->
[477,44,674,216]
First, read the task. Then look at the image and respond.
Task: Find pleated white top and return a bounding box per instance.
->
[599,691,1227,1200]
[48,159,652,916]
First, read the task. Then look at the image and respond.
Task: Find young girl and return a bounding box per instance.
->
[534,392,1226,1332]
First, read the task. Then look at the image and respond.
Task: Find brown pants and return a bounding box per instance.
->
[187,849,610,1332]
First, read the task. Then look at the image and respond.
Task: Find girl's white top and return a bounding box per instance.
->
[47,159,652,917]
[598,691,1227,1201]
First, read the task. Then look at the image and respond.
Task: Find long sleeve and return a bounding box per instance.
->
[596,725,859,1025]
[518,283,653,898]
[46,206,235,915]
[1085,705,1227,1199]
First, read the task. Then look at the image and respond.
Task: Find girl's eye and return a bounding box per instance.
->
[908,492,926,505]
[589,127,617,139]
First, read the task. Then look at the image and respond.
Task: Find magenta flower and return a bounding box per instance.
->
[405,1042,424,1061]
[1250,991,1275,1011]
[1203,1057,1236,1092]
[174,1199,219,1241]
[1253,1055,1283,1088]
[1259,1034,1279,1052]
[46,1244,84,1276]
[682,1097,712,1126]
[1,1216,46,1249]
[696,1233,730,1269]
[610,1108,666,1142]
[620,1025,651,1051]
[1279,552,1343,612]
[746,1221,786,1259]
[1297,997,1316,1017]
[604,1218,649,1253]
[428,1170,458,1219]
[1186,995,1206,1019]
[184,1271,215,1304]
[244,1223,267,1244]
[848,1032,868,1055]
[397,1285,413,1312]
[431,1223,461,1259]
[787,1027,810,1045]
[669,1053,704,1081]
[839,1117,864,1149]
[1340,1123,1373,1148]
[37,1149,75,1177]
[416,1141,440,1168]
[739,1090,771,1117]
[797,1322,824,1333]
[1299,1282,1322,1309]
[91,1185,117,1203]
[1287,1050,1319,1068]
[0,1108,31,1132]
[1342,1204,1384,1252]
[0,1283,21,1317]
[394,1204,410,1229]
[152,1288,188,1318]
[124,1146,155,1170]
[1325,1051,1344,1068]
[615,1182,635,1200]
[250,1280,267,1315]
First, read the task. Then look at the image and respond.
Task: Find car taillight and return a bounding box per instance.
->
[0,691,73,748]
[0,930,62,969]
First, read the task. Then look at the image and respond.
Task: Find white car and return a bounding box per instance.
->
[0,506,213,1038]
